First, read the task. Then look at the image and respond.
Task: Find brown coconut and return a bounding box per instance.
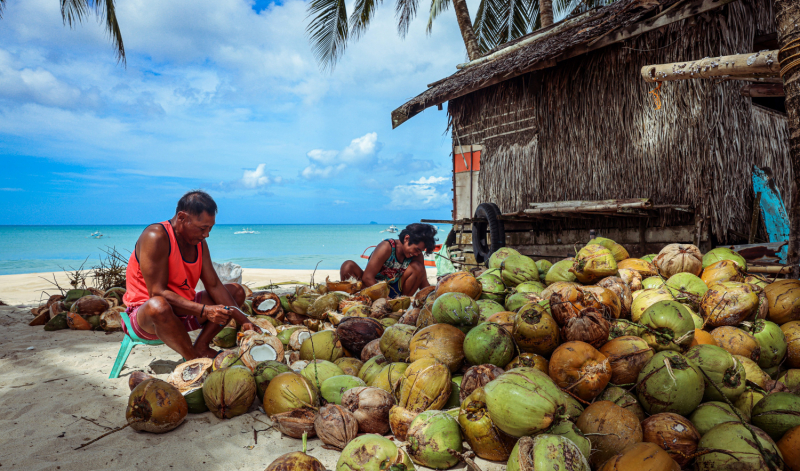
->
[408,323,466,372]
[399,307,421,325]
[459,364,504,402]
[653,244,703,278]
[251,292,283,317]
[341,386,395,434]
[560,307,611,348]
[576,400,643,468]
[711,326,761,362]
[237,332,285,371]
[597,276,633,318]
[71,295,110,317]
[100,309,123,331]
[265,452,325,471]
[126,379,188,433]
[598,442,680,471]
[337,317,385,357]
[549,341,611,401]
[129,371,155,391]
[271,407,317,439]
[360,282,390,301]
[641,413,700,468]
[783,321,800,368]
[505,353,549,374]
[167,358,213,392]
[766,280,800,325]
[326,276,362,294]
[388,405,418,441]
[360,339,383,362]
[435,271,482,299]
[66,311,92,330]
[599,336,654,385]
[618,268,644,292]
[413,286,436,307]
[314,404,359,450]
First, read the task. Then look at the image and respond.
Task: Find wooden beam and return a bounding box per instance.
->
[391,0,737,128]
[641,50,779,82]
[741,83,786,97]
[525,198,652,214]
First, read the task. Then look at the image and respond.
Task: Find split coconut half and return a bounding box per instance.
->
[251,292,282,317]
[238,331,286,371]
[168,358,213,392]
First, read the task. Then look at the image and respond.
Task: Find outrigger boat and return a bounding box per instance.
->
[361,244,442,267]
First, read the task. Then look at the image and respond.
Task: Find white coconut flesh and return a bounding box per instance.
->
[298,332,311,344]
[182,364,203,382]
[249,344,278,362]
[258,299,277,311]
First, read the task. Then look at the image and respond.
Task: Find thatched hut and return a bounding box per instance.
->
[392,0,788,267]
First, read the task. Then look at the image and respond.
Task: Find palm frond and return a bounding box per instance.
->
[306,0,349,72]
[396,0,420,38]
[473,0,501,52]
[426,0,451,34]
[0,0,6,19]
[61,0,126,64]
[474,0,536,52]
[350,0,382,40]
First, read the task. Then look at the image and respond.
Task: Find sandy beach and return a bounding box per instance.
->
[0,267,504,471]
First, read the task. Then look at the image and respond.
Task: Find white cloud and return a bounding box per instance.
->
[333,200,348,205]
[241,164,281,188]
[410,176,448,185]
[389,183,450,209]
[302,132,380,179]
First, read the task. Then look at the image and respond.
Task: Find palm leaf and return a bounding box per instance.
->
[473,0,502,52]
[306,0,349,71]
[474,0,536,51]
[350,0,382,40]
[396,0,420,38]
[61,0,125,64]
[0,0,6,19]
[426,0,451,34]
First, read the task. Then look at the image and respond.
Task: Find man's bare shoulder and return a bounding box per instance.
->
[137,223,170,251]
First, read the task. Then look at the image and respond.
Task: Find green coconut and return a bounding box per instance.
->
[212,327,238,348]
[702,247,747,269]
[666,272,708,309]
[406,410,463,469]
[44,313,68,331]
[749,320,788,369]
[334,357,363,376]
[642,277,665,289]
[779,369,800,388]
[279,295,291,313]
[492,253,540,287]
[321,375,367,404]
[477,269,506,303]
[597,386,645,421]
[336,434,415,471]
[476,299,505,322]
[463,322,515,368]
[431,292,480,333]
[608,319,641,339]
[685,344,746,402]
[695,422,783,471]
[277,326,303,345]
[570,244,618,284]
[370,362,409,393]
[535,260,553,279]
[734,388,765,420]
[213,349,244,370]
[443,376,463,409]
[504,292,546,313]
[640,300,696,352]
[182,387,209,414]
[379,324,416,362]
[641,254,657,263]
[299,330,344,362]
[506,434,590,471]
[301,360,345,388]
[630,288,674,322]
[63,289,92,309]
[690,401,741,436]
[288,293,320,315]
[515,281,546,295]
[751,392,800,440]
[202,365,257,419]
[512,303,559,356]
[483,367,567,437]
[545,259,577,285]
[588,237,629,262]
[358,355,389,384]
[487,247,519,267]
[548,421,591,461]
[307,293,341,320]
[562,392,585,422]
[636,351,704,416]
[254,361,292,402]
[381,318,397,328]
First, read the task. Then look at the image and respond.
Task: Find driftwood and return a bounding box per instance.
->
[741,83,785,97]
[641,50,779,82]
[524,199,652,215]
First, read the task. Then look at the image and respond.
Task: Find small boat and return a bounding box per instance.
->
[87,231,103,239]
[380,225,398,233]
[234,228,260,234]
[361,244,442,267]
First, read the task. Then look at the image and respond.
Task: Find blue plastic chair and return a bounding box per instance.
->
[108,311,164,379]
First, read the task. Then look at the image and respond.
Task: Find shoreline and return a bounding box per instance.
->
[0,267,439,306]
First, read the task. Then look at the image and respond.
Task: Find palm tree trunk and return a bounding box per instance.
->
[453,0,481,60]
[540,0,554,28]
[776,0,800,277]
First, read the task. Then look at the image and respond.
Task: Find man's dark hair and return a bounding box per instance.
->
[399,223,438,254]
[176,190,218,216]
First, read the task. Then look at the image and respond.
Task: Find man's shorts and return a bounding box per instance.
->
[122,292,204,341]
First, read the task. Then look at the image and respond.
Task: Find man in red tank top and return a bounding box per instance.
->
[123,191,258,360]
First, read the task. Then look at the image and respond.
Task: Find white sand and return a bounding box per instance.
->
[0,268,510,471]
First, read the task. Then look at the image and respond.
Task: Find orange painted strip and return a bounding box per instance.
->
[454,151,481,173]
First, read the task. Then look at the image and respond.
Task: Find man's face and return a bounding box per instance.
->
[178,211,215,245]
[402,236,427,258]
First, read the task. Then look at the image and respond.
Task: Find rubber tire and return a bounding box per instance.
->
[472,203,505,264]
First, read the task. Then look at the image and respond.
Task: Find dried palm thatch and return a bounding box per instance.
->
[431,0,786,244]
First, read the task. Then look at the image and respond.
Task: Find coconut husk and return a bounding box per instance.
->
[289,328,312,351]
[29,310,50,326]
[399,308,420,325]
[129,371,155,391]
[285,311,309,325]
[271,408,317,439]
[248,318,279,336]
[100,309,123,331]
[360,282,390,301]
[289,352,302,365]
[341,386,395,434]
[326,277,362,295]
[314,404,359,450]
[238,332,286,371]
[370,298,391,319]
[66,312,92,330]
[251,292,283,318]
[561,308,611,348]
[360,339,382,362]
[337,317,385,358]
[168,358,213,392]
[340,296,372,314]
[460,365,504,402]
[413,286,436,308]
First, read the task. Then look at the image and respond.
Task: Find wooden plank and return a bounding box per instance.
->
[640,50,779,82]
[525,198,652,214]
[741,83,785,97]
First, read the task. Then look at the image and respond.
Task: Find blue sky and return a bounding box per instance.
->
[0,0,476,225]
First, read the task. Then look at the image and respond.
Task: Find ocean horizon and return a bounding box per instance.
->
[0,224,452,276]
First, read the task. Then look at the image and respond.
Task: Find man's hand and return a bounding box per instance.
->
[205,305,232,326]
[241,322,263,334]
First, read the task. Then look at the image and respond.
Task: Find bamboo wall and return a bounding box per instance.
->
[448,0,789,244]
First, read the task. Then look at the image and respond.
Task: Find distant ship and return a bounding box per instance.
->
[87,231,104,239]
[381,225,398,233]
[234,228,260,234]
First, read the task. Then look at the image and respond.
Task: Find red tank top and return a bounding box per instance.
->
[123,221,203,308]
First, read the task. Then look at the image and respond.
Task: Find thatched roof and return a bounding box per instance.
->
[391,0,738,128]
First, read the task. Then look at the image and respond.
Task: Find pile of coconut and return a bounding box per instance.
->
[116,242,800,471]
[29,287,127,332]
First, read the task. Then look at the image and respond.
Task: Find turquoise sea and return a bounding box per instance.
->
[0,224,452,276]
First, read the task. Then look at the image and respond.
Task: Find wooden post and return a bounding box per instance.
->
[641,51,779,82]
[741,83,786,97]
[775,0,800,278]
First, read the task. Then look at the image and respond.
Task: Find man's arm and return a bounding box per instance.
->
[198,240,256,329]
[138,226,230,326]
[362,241,391,287]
